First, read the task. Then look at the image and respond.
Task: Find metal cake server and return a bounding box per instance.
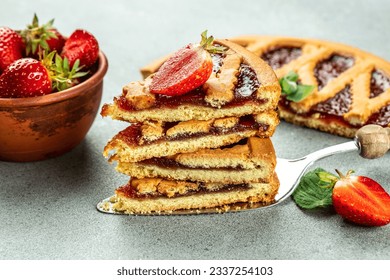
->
[97,125,390,215]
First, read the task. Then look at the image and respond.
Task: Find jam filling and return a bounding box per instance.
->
[311,86,352,116]
[117,182,251,199]
[261,46,302,70]
[234,64,260,98]
[367,103,390,126]
[116,115,268,146]
[314,54,354,90]
[116,62,263,111]
[280,86,390,127]
[370,69,390,98]
[139,157,246,171]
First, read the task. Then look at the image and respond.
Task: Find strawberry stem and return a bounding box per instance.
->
[41,51,88,92]
[335,169,355,179]
[19,13,58,56]
[199,30,227,54]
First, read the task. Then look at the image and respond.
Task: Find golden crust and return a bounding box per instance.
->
[111,173,279,214]
[229,35,390,137]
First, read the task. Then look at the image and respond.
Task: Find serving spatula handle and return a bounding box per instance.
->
[355,125,390,159]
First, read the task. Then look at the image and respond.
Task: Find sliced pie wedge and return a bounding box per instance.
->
[101,39,280,123]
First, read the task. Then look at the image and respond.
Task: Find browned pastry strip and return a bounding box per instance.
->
[115,137,276,184]
[110,173,279,214]
[104,112,279,162]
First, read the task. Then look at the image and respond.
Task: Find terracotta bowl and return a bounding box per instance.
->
[0,51,108,162]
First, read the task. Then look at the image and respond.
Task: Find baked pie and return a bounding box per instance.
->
[231,36,390,138]
[141,36,390,138]
[102,34,281,214]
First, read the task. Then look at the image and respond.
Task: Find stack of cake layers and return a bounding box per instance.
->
[102,39,281,214]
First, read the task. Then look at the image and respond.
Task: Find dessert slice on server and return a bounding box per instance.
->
[101,32,281,214]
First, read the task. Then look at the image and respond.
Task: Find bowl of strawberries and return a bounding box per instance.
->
[0,15,108,162]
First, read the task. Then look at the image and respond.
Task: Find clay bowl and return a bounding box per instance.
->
[0,51,108,162]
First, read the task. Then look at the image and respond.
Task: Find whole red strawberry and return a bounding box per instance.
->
[61,29,99,68]
[332,170,390,227]
[0,27,25,73]
[46,28,65,54]
[149,30,226,96]
[19,14,65,58]
[0,58,51,98]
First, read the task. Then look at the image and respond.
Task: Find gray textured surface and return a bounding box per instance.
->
[0,0,389,260]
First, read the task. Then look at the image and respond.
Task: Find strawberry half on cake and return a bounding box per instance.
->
[101,31,281,214]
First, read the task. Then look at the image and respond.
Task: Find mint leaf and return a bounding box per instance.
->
[285,84,315,102]
[281,78,297,95]
[292,168,336,209]
[284,70,299,82]
[279,71,315,102]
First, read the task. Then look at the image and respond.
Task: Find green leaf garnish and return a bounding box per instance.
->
[292,168,337,209]
[279,71,315,102]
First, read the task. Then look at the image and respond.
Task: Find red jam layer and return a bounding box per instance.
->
[370,69,390,98]
[139,157,246,171]
[279,97,356,128]
[117,182,250,199]
[367,103,390,126]
[314,54,354,90]
[234,64,260,98]
[280,91,390,127]
[311,86,352,116]
[261,46,302,70]
[116,115,268,146]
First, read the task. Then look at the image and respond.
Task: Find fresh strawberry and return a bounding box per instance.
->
[0,52,87,98]
[19,14,65,58]
[46,28,65,54]
[332,170,390,227]
[61,29,99,68]
[0,27,25,73]
[149,30,226,96]
[0,58,51,98]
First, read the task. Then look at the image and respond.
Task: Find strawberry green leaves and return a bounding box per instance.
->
[279,71,315,102]
[293,168,390,227]
[292,168,336,209]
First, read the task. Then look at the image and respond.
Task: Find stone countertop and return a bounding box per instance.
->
[0,0,389,260]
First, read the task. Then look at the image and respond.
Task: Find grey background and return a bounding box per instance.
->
[0,0,389,259]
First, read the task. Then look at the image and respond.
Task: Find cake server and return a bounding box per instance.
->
[97,125,390,215]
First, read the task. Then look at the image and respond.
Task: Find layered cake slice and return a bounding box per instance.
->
[109,173,279,214]
[101,39,280,123]
[114,137,276,184]
[104,112,278,162]
[101,32,281,214]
